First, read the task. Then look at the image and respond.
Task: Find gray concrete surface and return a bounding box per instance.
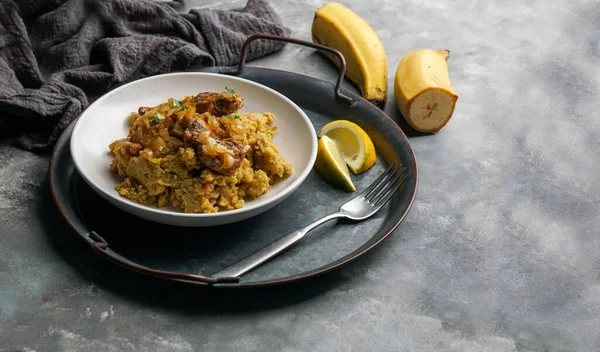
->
[2,0,600,351]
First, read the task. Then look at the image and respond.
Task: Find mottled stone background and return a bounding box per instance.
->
[1,0,600,351]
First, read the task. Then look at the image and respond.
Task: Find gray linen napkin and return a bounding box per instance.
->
[0,0,290,152]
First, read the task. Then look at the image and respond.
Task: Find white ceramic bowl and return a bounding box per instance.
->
[70,72,317,227]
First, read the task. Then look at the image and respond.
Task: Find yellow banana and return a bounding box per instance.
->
[394,49,458,132]
[311,2,388,109]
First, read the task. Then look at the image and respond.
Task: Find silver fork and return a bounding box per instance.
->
[212,161,410,278]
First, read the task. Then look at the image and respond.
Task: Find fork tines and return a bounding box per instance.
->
[363,161,410,206]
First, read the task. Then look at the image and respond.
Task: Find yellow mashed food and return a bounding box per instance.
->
[108,90,292,213]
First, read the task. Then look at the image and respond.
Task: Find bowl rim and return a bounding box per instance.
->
[69,71,318,220]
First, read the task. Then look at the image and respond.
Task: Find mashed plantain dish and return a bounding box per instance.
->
[108,88,292,213]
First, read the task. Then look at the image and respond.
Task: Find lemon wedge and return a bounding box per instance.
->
[318,120,376,174]
[314,135,356,192]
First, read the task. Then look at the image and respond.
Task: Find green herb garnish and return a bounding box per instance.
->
[179,105,187,112]
[226,113,241,120]
[263,131,272,136]
[225,86,238,96]
[150,113,164,125]
[172,98,182,107]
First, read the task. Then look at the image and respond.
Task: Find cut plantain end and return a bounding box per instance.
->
[394,48,458,132]
[405,88,458,133]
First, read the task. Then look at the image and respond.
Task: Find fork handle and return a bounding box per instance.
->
[212,212,344,278]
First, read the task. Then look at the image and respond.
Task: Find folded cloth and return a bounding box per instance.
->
[0,0,290,152]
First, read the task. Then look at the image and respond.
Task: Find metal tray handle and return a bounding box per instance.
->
[219,33,355,105]
[86,231,240,285]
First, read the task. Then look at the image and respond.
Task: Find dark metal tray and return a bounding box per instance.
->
[49,35,418,288]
